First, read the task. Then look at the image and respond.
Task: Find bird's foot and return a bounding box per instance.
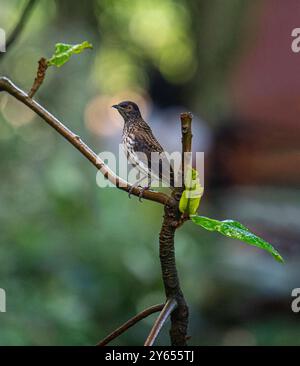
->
[128,185,150,201]
[128,185,137,199]
[138,185,150,202]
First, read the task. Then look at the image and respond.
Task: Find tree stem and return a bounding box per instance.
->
[159,199,189,346]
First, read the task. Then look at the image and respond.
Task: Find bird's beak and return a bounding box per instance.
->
[112,104,120,110]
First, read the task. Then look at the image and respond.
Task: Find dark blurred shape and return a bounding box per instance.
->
[211,0,300,188]
[211,120,300,188]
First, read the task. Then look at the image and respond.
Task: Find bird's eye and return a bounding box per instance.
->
[127,105,133,111]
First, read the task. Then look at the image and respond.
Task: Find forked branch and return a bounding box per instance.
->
[97,304,164,346]
[0,75,191,346]
[144,298,177,346]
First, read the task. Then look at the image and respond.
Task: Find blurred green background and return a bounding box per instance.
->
[0,0,299,345]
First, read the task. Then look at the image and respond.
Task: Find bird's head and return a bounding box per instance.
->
[112,101,142,121]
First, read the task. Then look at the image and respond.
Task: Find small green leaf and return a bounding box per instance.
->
[190,215,284,263]
[179,184,203,215]
[179,166,204,215]
[47,41,93,67]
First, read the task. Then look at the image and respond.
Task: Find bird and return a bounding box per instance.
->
[112,101,176,200]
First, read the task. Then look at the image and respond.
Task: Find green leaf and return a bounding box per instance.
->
[47,41,93,67]
[190,215,284,263]
[179,166,204,215]
[179,183,203,215]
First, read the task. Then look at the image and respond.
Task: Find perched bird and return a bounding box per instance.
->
[112,101,175,199]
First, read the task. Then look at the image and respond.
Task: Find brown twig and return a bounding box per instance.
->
[0,0,38,58]
[181,112,193,188]
[181,112,193,152]
[97,304,164,346]
[144,298,177,346]
[0,77,169,206]
[28,57,48,98]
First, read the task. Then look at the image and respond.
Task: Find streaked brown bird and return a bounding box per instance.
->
[112,101,175,199]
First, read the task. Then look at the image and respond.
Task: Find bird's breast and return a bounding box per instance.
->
[122,131,135,159]
[122,131,150,175]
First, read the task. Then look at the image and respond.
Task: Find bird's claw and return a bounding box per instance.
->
[128,185,136,199]
[138,186,150,202]
[128,185,150,201]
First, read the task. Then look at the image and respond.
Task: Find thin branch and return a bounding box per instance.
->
[181,112,193,153]
[97,304,164,346]
[144,298,177,346]
[181,112,193,187]
[2,0,38,55]
[0,77,169,206]
[29,57,48,98]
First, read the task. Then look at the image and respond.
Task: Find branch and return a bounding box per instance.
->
[156,113,193,345]
[1,0,38,56]
[181,112,193,153]
[29,57,48,98]
[97,304,164,346]
[0,77,169,206]
[0,75,192,346]
[144,298,177,346]
[181,112,193,187]
[159,201,189,345]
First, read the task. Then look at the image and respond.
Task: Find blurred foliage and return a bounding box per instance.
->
[0,0,299,346]
[94,0,196,89]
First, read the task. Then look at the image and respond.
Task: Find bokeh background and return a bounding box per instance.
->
[0,0,299,345]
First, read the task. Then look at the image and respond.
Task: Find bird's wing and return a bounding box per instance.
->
[129,127,175,187]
